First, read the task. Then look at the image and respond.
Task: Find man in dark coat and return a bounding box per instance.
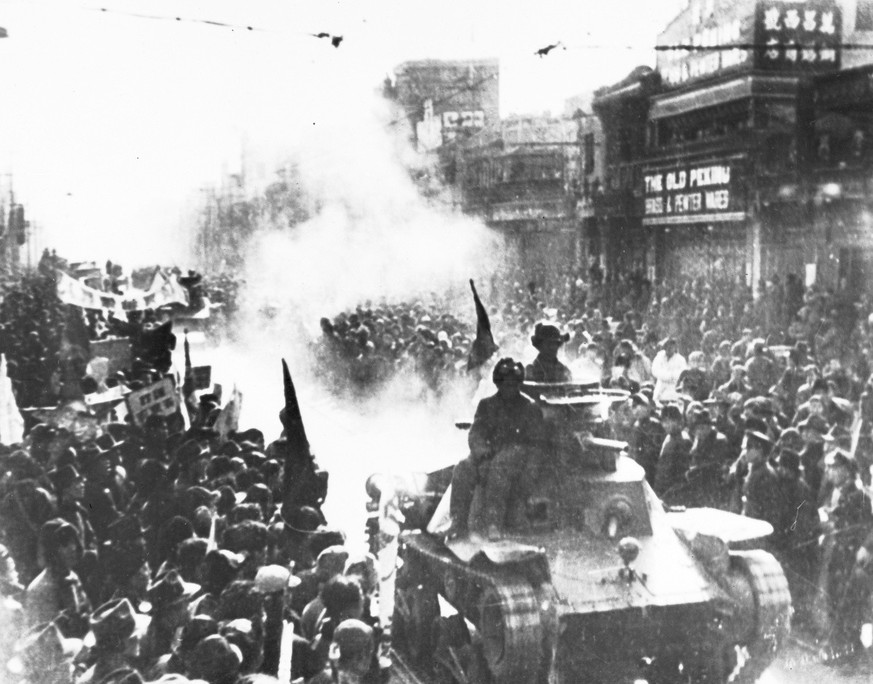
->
[740,428,780,528]
[685,409,731,508]
[654,404,692,501]
[628,393,664,486]
[798,414,828,502]
[450,357,546,537]
[525,323,572,383]
[818,450,873,656]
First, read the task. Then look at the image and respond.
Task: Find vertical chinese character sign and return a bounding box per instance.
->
[756,1,840,70]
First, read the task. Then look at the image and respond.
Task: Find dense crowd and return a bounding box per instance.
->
[0,260,384,684]
[313,265,873,661]
[3,250,873,683]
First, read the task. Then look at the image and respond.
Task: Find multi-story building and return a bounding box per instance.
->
[591,0,873,295]
[392,59,500,153]
[455,115,586,283]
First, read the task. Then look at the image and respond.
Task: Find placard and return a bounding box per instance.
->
[125,378,180,427]
[192,366,212,390]
[89,337,132,376]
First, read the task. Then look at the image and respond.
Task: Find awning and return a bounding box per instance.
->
[650,75,798,120]
[643,211,746,226]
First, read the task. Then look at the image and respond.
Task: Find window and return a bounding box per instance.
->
[858,0,873,31]
[583,133,595,174]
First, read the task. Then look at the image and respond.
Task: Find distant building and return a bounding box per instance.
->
[392,59,500,152]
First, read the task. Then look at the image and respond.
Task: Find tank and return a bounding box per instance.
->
[367,382,792,684]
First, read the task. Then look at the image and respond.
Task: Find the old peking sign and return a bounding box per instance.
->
[642,160,746,225]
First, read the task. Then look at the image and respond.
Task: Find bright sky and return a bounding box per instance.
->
[0,0,683,266]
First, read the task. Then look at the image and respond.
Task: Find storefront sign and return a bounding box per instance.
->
[642,160,745,225]
[657,0,755,87]
[755,1,840,70]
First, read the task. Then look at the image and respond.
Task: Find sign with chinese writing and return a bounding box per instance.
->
[642,160,746,225]
[755,1,840,70]
[125,378,180,427]
[442,110,485,130]
[657,0,756,87]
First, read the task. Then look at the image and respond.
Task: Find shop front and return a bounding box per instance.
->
[641,156,749,284]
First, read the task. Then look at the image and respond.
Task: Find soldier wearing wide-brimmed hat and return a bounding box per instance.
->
[525,322,572,383]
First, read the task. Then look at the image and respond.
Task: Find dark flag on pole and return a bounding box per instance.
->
[280,359,327,512]
[467,278,498,372]
[182,330,197,419]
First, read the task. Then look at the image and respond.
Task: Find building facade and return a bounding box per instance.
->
[590,0,873,296]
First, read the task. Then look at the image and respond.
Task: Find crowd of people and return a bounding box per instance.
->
[311,265,873,662]
[0,259,386,684]
[4,247,873,681]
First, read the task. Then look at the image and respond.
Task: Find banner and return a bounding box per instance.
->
[56,269,189,314]
[125,378,180,427]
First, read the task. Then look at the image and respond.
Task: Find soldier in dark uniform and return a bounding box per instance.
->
[627,393,663,486]
[48,465,95,553]
[449,358,546,538]
[685,409,731,508]
[818,450,873,657]
[740,428,780,529]
[525,323,572,383]
[654,404,692,501]
[798,414,828,502]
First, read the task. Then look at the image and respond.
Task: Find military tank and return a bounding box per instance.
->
[367,382,792,684]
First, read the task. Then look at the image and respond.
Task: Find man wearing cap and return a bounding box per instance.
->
[798,414,828,502]
[628,393,663,486]
[744,340,777,398]
[654,405,692,500]
[307,618,376,684]
[139,570,199,668]
[730,329,754,361]
[77,599,148,684]
[651,338,687,404]
[525,323,572,383]
[450,357,546,538]
[739,428,780,528]
[818,449,873,656]
[49,465,96,555]
[686,409,731,508]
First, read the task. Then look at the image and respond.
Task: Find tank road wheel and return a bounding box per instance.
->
[393,552,439,666]
[477,578,545,684]
[719,550,792,684]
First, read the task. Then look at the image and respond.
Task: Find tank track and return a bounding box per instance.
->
[397,532,557,684]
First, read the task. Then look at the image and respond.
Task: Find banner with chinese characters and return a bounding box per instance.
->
[125,378,180,427]
[642,159,747,226]
[755,0,840,71]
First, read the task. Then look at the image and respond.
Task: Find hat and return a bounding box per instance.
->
[630,392,652,408]
[282,505,323,533]
[89,599,149,649]
[777,448,801,473]
[7,622,83,676]
[47,464,82,493]
[188,635,241,683]
[825,449,858,473]
[147,570,200,608]
[492,357,525,384]
[531,322,569,349]
[180,615,219,650]
[316,545,350,579]
[254,564,300,593]
[823,423,852,448]
[332,619,374,665]
[691,409,712,427]
[660,404,683,422]
[797,415,828,435]
[776,427,803,451]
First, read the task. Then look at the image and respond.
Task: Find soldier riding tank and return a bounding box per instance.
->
[367,382,792,683]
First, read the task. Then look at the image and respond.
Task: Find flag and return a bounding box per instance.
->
[280,358,310,457]
[0,355,24,444]
[466,279,498,372]
[214,385,243,439]
[182,331,198,421]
